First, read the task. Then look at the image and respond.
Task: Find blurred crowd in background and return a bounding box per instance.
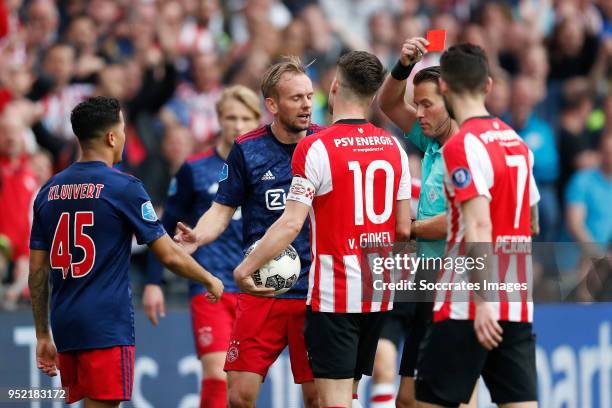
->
[0,0,610,309]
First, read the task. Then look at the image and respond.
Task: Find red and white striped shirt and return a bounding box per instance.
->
[436,116,540,323]
[288,120,411,313]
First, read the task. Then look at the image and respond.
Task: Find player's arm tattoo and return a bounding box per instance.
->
[29,262,51,336]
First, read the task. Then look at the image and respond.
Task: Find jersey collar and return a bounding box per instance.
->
[333,119,369,125]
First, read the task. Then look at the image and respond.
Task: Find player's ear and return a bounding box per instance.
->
[106,130,116,148]
[331,77,339,95]
[264,97,278,116]
[484,76,493,95]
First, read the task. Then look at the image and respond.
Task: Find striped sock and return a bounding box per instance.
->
[370,383,395,408]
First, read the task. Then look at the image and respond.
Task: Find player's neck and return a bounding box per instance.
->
[270,121,306,144]
[216,139,232,160]
[79,149,113,167]
[450,95,490,126]
[331,101,368,124]
[437,119,459,146]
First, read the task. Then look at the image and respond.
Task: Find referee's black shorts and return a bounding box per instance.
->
[415,319,537,407]
[304,306,387,380]
[377,301,432,377]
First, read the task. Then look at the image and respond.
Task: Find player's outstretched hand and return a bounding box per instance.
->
[174,222,199,255]
[234,270,276,297]
[143,284,166,326]
[474,302,503,350]
[400,37,429,66]
[36,337,58,377]
[205,276,224,303]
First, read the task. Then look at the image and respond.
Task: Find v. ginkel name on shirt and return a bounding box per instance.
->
[348,232,393,250]
[48,183,105,201]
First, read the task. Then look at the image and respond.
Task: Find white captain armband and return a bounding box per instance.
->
[286,176,316,206]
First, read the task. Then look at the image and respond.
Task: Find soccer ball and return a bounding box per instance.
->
[246,241,301,295]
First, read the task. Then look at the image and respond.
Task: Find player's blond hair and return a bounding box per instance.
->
[216,85,262,121]
[260,56,307,99]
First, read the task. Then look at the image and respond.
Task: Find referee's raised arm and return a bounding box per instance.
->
[377,36,429,132]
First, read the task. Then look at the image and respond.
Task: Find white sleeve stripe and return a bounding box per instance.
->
[394,137,411,200]
[464,133,493,200]
[305,139,333,196]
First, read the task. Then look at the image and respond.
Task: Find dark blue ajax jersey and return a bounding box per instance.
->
[215,124,324,299]
[30,161,166,352]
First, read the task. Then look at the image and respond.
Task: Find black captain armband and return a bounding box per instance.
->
[391,60,415,81]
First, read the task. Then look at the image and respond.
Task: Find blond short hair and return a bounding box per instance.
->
[260,56,307,99]
[216,85,261,120]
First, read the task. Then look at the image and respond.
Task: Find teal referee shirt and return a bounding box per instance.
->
[404,123,447,258]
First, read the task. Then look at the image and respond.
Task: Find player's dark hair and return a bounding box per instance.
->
[337,51,386,98]
[413,66,441,91]
[71,96,121,143]
[440,44,489,94]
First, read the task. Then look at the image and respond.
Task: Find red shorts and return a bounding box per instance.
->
[224,294,313,384]
[191,292,238,356]
[58,345,134,404]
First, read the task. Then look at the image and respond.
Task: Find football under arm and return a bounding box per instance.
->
[28,249,51,338]
[395,199,412,241]
[193,202,237,246]
[149,234,217,286]
[234,200,310,279]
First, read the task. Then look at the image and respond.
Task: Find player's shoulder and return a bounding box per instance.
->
[186,148,216,165]
[307,123,326,134]
[235,125,269,145]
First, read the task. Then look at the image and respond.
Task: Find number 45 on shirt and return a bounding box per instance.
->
[50,212,95,279]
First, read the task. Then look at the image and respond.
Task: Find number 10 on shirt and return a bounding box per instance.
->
[348,160,395,225]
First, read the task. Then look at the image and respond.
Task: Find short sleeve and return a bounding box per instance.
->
[164,163,195,218]
[396,138,412,200]
[118,179,167,245]
[404,122,430,153]
[528,149,540,206]
[443,133,493,204]
[290,138,332,196]
[29,195,49,250]
[215,143,247,207]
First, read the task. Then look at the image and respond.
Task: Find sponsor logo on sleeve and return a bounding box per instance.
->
[141,201,158,222]
[451,167,472,189]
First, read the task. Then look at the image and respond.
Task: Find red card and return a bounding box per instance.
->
[426,29,446,52]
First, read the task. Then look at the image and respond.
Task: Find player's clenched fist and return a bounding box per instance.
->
[204,276,224,303]
[399,37,429,66]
